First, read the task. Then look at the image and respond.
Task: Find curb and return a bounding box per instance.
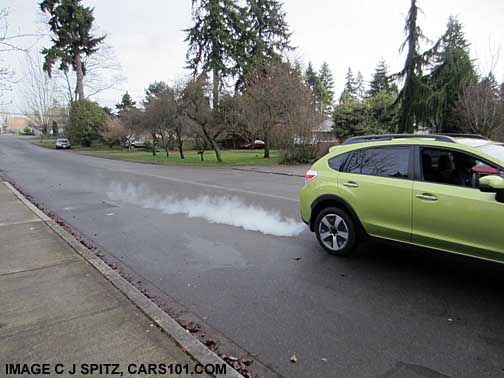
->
[3,181,244,378]
[230,167,305,178]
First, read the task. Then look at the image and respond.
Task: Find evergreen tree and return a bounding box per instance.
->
[237,0,291,89]
[305,62,318,89]
[116,91,136,112]
[369,59,393,96]
[396,0,433,133]
[355,71,366,101]
[40,0,106,101]
[318,62,335,114]
[428,17,477,132]
[185,0,243,109]
[144,81,171,103]
[305,61,322,110]
[340,67,357,103]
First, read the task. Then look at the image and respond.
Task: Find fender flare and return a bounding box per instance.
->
[310,194,367,236]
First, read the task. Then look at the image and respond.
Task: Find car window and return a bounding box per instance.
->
[328,152,350,171]
[345,147,410,179]
[421,148,500,188]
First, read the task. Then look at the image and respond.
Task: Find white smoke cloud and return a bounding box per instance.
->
[107,184,306,237]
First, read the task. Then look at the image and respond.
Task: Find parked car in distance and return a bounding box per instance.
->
[300,133,504,264]
[240,139,265,149]
[125,138,145,148]
[55,138,71,149]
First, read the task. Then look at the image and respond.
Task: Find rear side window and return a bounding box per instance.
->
[345,147,410,179]
[328,153,350,171]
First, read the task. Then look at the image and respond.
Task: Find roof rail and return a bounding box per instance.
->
[342,134,455,145]
[435,133,488,140]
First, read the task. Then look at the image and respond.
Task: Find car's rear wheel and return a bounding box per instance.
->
[315,207,356,256]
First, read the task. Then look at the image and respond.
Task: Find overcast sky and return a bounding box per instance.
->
[2,0,504,113]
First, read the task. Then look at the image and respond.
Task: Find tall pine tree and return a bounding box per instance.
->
[237,0,291,89]
[185,0,242,109]
[369,59,394,96]
[355,71,365,101]
[396,0,433,133]
[340,67,357,103]
[318,62,335,114]
[116,92,136,112]
[305,61,323,112]
[428,17,476,132]
[40,0,106,101]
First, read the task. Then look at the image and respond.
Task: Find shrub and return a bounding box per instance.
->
[280,143,318,164]
[68,100,108,147]
[102,118,127,147]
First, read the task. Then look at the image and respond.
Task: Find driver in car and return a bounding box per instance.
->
[452,154,477,187]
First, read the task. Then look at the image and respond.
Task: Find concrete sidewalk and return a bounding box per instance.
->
[0,182,215,377]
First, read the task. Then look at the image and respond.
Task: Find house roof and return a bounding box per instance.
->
[317,117,334,133]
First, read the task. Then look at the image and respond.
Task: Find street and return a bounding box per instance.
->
[1,136,504,378]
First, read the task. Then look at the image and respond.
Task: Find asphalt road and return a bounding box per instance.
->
[1,136,504,378]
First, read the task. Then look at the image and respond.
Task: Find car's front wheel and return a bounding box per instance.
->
[315,207,356,256]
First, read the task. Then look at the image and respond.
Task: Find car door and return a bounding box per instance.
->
[338,146,414,242]
[412,147,504,261]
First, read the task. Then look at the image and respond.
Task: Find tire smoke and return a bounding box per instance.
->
[107,184,306,237]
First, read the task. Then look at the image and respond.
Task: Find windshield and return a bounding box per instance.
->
[477,144,504,163]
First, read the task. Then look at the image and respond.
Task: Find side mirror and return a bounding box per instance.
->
[480,175,504,203]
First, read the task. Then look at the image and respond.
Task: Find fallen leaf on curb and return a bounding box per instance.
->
[223,355,238,362]
[290,355,298,363]
[205,339,217,351]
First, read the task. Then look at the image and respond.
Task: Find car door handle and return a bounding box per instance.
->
[343,181,359,188]
[416,193,438,201]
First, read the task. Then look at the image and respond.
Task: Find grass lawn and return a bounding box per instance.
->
[32,140,281,165]
[89,149,281,166]
[33,140,59,149]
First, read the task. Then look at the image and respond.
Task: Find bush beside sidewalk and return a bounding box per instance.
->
[0,182,240,378]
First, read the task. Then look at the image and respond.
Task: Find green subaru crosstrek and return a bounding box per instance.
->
[300,134,504,263]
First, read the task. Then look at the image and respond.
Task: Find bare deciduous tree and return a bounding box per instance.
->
[102,117,127,147]
[0,9,39,101]
[456,74,504,138]
[241,62,321,160]
[145,88,178,157]
[179,74,225,162]
[55,44,126,104]
[22,52,62,135]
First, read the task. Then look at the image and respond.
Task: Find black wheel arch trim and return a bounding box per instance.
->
[309,194,367,236]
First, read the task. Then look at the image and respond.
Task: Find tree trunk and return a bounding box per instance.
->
[151,133,157,156]
[160,132,169,157]
[176,130,184,159]
[74,51,85,101]
[201,124,222,163]
[263,131,270,159]
[213,67,219,110]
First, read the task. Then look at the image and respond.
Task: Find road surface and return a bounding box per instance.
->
[1,136,503,378]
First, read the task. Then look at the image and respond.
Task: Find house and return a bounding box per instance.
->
[315,117,339,142]
[3,116,34,134]
[314,117,340,156]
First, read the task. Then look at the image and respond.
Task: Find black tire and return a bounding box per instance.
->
[314,207,357,256]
